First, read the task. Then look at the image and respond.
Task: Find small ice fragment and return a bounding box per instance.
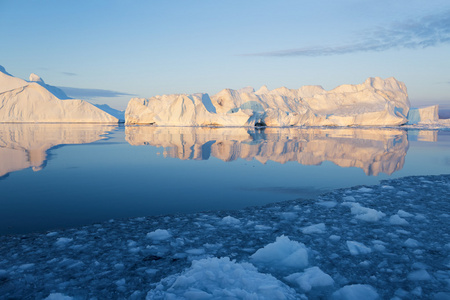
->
[280,212,297,220]
[343,202,385,222]
[357,187,373,193]
[329,235,341,242]
[254,225,271,230]
[381,185,394,189]
[373,244,386,252]
[185,248,205,255]
[332,284,379,300]
[389,215,409,226]
[115,278,126,286]
[45,293,74,300]
[342,196,356,201]
[55,238,73,247]
[250,235,309,269]
[146,229,172,241]
[46,232,58,237]
[285,266,334,292]
[404,238,420,248]
[407,270,431,281]
[411,287,422,296]
[220,216,240,225]
[346,241,372,255]
[397,210,413,218]
[302,223,326,234]
[317,201,337,208]
[19,263,34,270]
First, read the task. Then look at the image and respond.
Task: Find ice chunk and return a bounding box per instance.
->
[250,235,309,269]
[220,216,241,225]
[357,187,373,193]
[317,201,337,208]
[343,202,385,222]
[54,238,73,247]
[146,229,172,241]
[407,270,431,281]
[146,257,297,299]
[285,266,334,292]
[44,293,74,300]
[329,235,341,242]
[301,223,326,234]
[397,210,413,218]
[342,196,356,202]
[332,284,379,300]
[389,215,409,226]
[404,238,420,248]
[346,241,372,255]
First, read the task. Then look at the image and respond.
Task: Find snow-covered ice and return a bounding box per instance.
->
[0,66,119,123]
[0,174,449,299]
[125,77,412,127]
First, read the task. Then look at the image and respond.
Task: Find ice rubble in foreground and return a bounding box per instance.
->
[125,76,447,127]
[1,174,449,299]
[0,66,120,123]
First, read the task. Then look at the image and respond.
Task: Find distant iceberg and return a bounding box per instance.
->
[125,77,412,127]
[0,66,120,123]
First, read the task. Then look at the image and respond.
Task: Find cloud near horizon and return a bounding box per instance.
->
[61,72,77,76]
[57,86,135,99]
[246,10,450,57]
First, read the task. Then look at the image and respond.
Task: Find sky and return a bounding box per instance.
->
[1,0,449,110]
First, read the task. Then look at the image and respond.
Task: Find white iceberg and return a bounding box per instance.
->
[125,77,411,126]
[0,66,119,123]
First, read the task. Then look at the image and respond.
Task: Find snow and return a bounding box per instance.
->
[125,77,412,126]
[0,66,118,123]
[1,174,449,299]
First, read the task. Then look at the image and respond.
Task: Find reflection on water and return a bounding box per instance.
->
[0,124,448,235]
[0,124,116,178]
[126,127,409,176]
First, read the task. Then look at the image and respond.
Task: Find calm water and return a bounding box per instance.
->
[1,124,449,235]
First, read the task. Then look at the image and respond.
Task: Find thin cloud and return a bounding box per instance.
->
[246,10,450,57]
[57,86,135,98]
[61,72,77,76]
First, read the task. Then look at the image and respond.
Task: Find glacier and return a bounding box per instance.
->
[0,66,120,123]
[125,77,414,126]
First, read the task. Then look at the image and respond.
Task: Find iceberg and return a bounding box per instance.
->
[125,77,411,126]
[0,66,119,123]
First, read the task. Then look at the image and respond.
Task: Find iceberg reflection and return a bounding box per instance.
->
[125,127,409,176]
[0,124,116,177]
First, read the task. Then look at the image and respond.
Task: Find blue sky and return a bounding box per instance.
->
[1,0,449,110]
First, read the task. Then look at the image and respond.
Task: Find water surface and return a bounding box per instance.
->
[1,124,449,235]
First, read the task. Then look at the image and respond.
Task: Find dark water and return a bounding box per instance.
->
[1,124,449,235]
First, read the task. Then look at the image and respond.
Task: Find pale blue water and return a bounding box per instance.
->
[0,124,449,235]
